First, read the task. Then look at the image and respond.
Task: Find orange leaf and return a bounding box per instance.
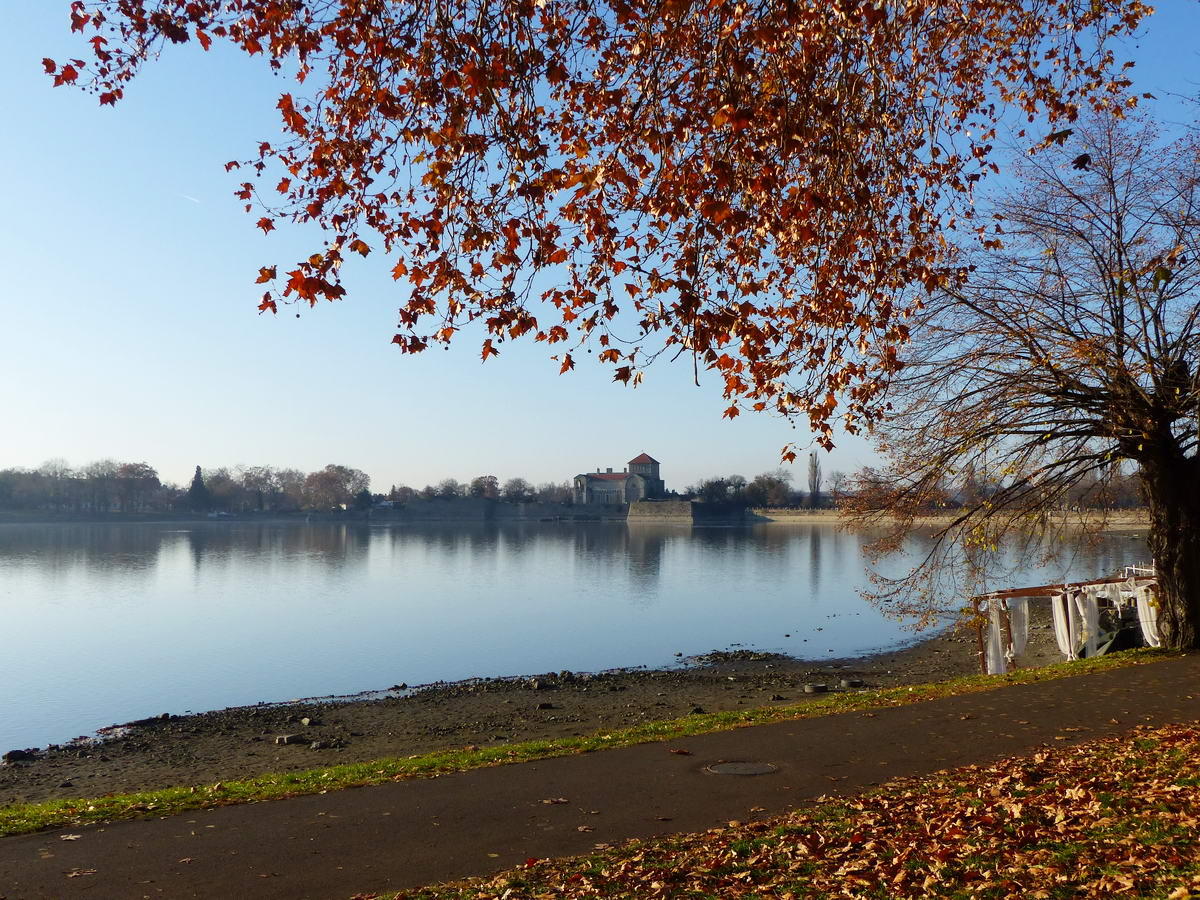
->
[255,266,277,284]
[256,217,275,234]
[700,199,732,224]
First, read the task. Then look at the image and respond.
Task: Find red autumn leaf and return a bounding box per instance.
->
[54,64,79,86]
[256,217,274,234]
[255,266,276,284]
[42,58,56,74]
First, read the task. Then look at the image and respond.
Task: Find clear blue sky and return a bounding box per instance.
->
[1,3,1197,492]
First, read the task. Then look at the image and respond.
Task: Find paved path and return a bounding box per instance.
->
[3,655,1198,900]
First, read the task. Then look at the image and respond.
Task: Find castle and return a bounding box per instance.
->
[573,453,666,504]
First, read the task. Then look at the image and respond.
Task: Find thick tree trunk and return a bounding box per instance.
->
[1142,455,1200,649]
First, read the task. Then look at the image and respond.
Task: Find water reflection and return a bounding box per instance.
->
[0,524,163,578]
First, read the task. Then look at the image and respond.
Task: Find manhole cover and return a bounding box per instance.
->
[706,761,778,776]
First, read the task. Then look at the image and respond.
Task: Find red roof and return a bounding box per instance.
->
[628,453,658,464]
[587,472,630,481]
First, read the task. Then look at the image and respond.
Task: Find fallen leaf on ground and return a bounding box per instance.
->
[60,834,82,841]
[66,869,97,877]
[387,723,1200,900]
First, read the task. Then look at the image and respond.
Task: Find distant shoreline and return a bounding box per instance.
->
[0,507,1152,531]
[753,508,1150,532]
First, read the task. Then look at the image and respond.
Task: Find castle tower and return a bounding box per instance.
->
[627,452,660,480]
[627,453,664,499]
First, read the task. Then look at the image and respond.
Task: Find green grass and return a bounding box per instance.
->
[0,647,1172,838]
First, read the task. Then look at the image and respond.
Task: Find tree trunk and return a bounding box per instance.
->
[1142,455,1200,649]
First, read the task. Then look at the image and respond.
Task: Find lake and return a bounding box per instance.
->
[0,521,1148,750]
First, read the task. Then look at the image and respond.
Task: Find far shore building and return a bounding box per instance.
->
[573,453,666,504]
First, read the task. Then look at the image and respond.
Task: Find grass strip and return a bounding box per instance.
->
[359,719,1200,899]
[0,647,1171,838]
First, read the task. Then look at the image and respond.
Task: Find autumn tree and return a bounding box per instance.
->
[468,474,500,499]
[203,466,242,510]
[847,116,1200,647]
[828,470,848,503]
[501,477,533,502]
[239,464,276,510]
[305,463,371,508]
[389,484,415,503]
[275,467,308,510]
[50,0,1148,448]
[115,461,160,512]
[435,478,463,499]
[725,474,748,503]
[534,480,572,503]
[807,453,823,508]
[694,476,731,503]
[38,458,74,511]
[745,469,794,508]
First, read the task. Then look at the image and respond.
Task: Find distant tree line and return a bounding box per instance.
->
[852,461,1147,512]
[0,459,373,514]
[687,456,1147,513]
[682,458,842,509]
[384,477,573,505]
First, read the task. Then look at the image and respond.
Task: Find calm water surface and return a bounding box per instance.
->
[0,521,1148,749]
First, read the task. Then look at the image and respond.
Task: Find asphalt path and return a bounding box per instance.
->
[3,654,1198,899]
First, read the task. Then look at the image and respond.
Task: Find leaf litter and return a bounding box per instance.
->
[373,721,1200,899]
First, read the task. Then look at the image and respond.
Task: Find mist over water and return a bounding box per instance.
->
[0,521,1148,749]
